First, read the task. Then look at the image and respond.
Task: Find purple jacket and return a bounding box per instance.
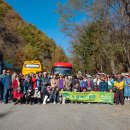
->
[58,79,64,89]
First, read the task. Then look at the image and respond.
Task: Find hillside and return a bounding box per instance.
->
[0,0,68,71]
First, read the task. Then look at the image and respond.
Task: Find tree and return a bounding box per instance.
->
[0,0,68,71]
[57,0,130,73]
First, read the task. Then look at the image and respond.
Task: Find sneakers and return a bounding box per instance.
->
[43,101,46,105]
[43,95,48,105]
[53,102,56,104]
[128,97,130,100]
[47,98,50,102]
[125,98,128,101]
[62,97,66,104]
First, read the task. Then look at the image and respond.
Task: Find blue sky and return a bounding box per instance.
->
[5,0,70,55]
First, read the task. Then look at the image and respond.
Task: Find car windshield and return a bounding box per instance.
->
[25,64,40,68]
[54,67,72,75]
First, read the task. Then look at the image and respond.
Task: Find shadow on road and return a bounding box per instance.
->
[0,106,14,119]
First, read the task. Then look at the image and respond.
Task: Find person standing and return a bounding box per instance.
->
[78,76,87,92]
[51,74,58,89]
[114,74,125,105]
[108,75,114,92]
[36,72,41,91]
[72,75,79,89]
[19,74,25,92]
[99,76,108,92]
[51,74,63,104]
[12,75,20,95]
[1,70,12,104]
[64,76,72,91]
[124,74,130,100]
[23,77,32,93]
[41,72,50,104]
[86,75,94,91]
[32,74,37,90]
[93,74,101,91]
[57,74,64,91]
[11,72,17,84]
[0,75,3,102]
[0,70,6,102]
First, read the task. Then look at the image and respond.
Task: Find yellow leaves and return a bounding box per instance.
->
[52,46,68,63]
[0,1,68,71]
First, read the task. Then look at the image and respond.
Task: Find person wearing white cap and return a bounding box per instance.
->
[43,72,47,75]
[124,73,130,100]
[34,87,41,104]
[64,76,72,91]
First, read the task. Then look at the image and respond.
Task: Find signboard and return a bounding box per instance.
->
[60,91,114,104]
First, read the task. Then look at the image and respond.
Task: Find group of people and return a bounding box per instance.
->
[0,70,130,106]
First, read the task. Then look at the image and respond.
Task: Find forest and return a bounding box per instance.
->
[0,0,68,71]
[58,0,130,74]
[0,0,130,74]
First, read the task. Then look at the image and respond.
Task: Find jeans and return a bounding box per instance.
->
[0,86,3,101]
[3,88,12,103]
[49,91,59,103]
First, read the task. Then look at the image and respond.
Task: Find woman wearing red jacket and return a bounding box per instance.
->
[12,75,20,95]
[32,74,37,90]
[13,87,23,105]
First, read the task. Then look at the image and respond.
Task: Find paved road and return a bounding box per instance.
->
[0,102,130,130]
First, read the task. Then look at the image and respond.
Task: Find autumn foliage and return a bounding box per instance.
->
[0,0,68,71]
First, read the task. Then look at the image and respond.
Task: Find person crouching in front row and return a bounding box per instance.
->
[34,87,41,104]
[72,82,80,92]
[24,89,34,105]
[42,86,50,105]
[13,87,23,105]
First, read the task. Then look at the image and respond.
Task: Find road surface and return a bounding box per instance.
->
[0,102,130,130]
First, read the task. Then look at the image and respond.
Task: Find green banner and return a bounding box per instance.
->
[60,91,114,104]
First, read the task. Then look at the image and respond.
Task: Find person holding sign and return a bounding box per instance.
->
[99,76,108,92]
